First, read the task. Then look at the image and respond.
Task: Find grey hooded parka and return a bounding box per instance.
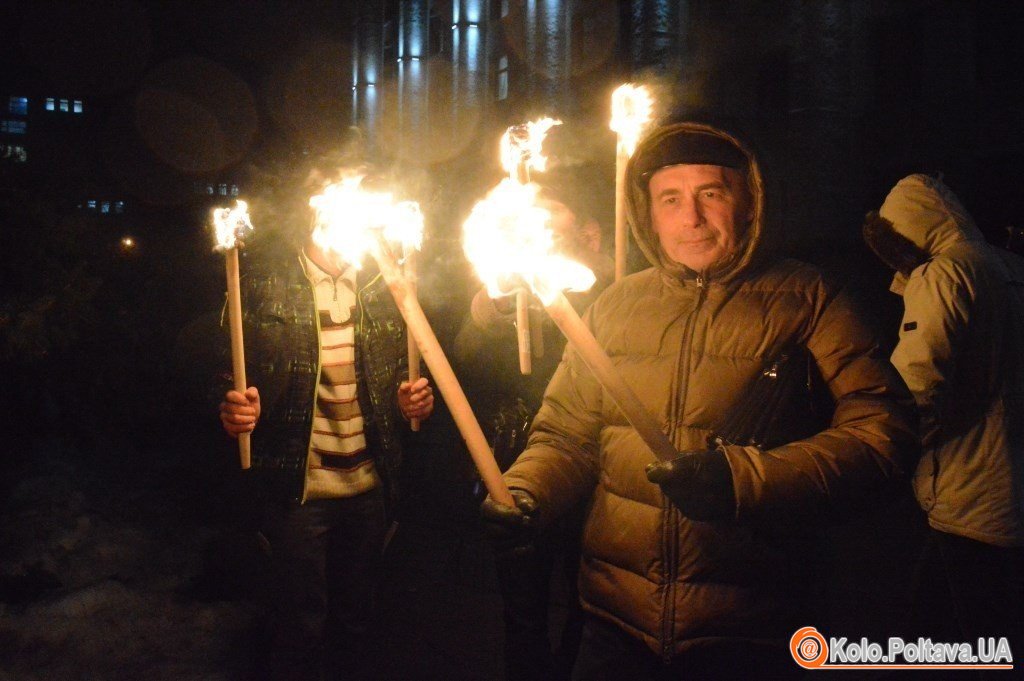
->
[878,174,1024,548]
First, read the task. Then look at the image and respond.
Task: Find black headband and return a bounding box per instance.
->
[635,131,748,185]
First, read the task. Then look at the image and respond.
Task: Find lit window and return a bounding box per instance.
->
[45,98,55,111]
[87,200,97,209]
[114,201,125,213]
[101,201,110,214]
[60,99,69,112]
[1,120,26,134]
[497,55,509,100]
[73,100,83,113]
[230,184,239,196]
[501,0,509,17]
[8,97,28,115]
[206,184,214,195]
[1,144,27,162]
[218,183,227,196]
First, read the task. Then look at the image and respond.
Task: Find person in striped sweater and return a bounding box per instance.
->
[219,221,434,680]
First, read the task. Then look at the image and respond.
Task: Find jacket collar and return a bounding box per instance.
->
[300,249,357,287]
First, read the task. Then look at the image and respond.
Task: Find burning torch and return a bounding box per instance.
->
[309,175,515,507]
[212,200,254,469]
[500,117,561,375]
[463,166,678,463]
[610,84,653,281]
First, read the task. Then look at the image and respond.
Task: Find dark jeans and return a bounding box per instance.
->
[259,487,387,681]
[909,528,1023,677]
[570,615,802,681]
[496,503,586,681]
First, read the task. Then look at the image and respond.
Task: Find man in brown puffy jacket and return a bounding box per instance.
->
[482,122,918,679]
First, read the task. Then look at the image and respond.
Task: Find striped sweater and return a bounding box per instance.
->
[302,254,380,499]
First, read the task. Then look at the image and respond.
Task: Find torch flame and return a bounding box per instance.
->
[500,117,562,180]
[610,84,653,157]
[463,178,595,306]
[467,117,593,305]
[309,174,424,268]
[212,200,253,251]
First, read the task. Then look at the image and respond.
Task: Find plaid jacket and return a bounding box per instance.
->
[235,250,409,510]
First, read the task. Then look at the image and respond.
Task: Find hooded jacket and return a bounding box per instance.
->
[504,123,918,658]
[868,174,1024,547]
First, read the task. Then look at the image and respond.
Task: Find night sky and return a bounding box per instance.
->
[1,1,1023,679]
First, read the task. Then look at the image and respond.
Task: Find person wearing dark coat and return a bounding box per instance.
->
[218,209,434,680]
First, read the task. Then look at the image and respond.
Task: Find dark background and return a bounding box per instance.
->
[0,1,1021,679]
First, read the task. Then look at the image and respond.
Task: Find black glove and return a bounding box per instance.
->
[645,449,736,522]
[480,489,539,556]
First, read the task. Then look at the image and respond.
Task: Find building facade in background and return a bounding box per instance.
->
[345,0,1021,250]
[0,1,1020,251]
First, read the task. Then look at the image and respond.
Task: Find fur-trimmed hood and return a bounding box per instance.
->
[624,122,767,283]
[878,174,982,255]
[864,174,982,294]
[862,211,930,279]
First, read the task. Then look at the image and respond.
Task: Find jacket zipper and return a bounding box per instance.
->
[661,273,707,662]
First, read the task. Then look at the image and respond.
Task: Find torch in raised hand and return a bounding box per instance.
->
[500,117,561,375]
[463,165,678,463]
[212,200,254,469]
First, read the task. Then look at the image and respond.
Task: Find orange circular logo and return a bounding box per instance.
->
[790,626,828,669]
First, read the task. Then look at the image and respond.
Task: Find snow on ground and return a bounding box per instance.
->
[0,431,925,681]
[0,431,509,681]
[0,436,260,681]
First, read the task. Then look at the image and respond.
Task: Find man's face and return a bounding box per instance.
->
[538,198,601,256]
[648,164,752,272]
